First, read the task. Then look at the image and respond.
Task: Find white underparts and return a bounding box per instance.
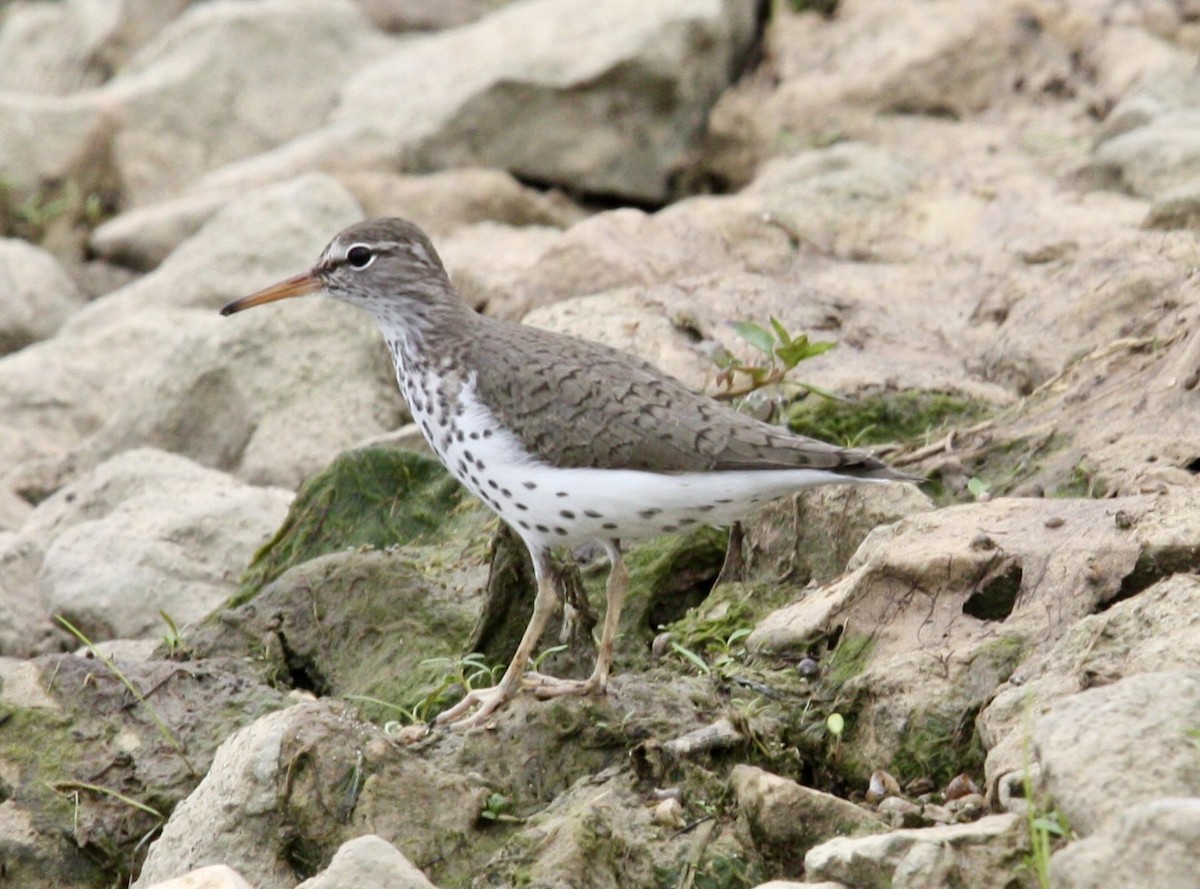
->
[402,371,885,553]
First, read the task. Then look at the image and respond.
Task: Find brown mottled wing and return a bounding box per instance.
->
[467,318,906,480]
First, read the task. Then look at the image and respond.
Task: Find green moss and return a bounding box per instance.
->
[614,527,728,662]
[786,389,985,448]
[232,448,465,604]
[889,705,986,787]
[826,634,874,685]
[1049,461,1108,498]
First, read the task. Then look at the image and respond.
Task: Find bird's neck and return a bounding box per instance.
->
[371,292,478,388]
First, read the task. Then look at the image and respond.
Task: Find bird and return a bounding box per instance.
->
[220,217,918,729]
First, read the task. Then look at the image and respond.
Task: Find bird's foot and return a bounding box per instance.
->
[432,671,562,730]
[529,673,607,700]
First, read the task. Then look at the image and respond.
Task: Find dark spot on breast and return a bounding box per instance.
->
[697,504,715,512]
[584,509,602,518]
[518,520,530,530]
[483,429,493,438]
[456,430,465,442]
[516,503,528,511]
[560,510,576,519]
[535,524,550,533]
[501,489,512,498]
[661,525,678,533]
[554,527,568,536]
[474,459,486,470]
[639,508,661,519]
[469,431,479,440]
[602,522,618,530]
[524,481,537,490]
[488,479,499,489]
[464,450,474,462]
[715,498,733,504]
[556,491,568,498]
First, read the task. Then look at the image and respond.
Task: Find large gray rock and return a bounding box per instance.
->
[804,814,1025,889]
[295,835,439,889]
[195,0,760,203]
[1051,798,1200,889]
[104,0,394,204]
[1033,671,1200,837]
[731,764,886,860]
[0,0,194,95]
[982,574,1200,791]
[0,448,292,650]
[0,238,86,355]
[35,448,293,642]
[134,701,485,889]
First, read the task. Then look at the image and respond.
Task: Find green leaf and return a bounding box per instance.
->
[671,642,711,675]
[768,316,793,345]
[776,337,836,369]
[1031,815,1066,837]
[731,321,776,357]
[967,477,990,497]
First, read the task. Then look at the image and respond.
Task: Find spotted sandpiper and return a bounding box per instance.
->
[221,218,917,729]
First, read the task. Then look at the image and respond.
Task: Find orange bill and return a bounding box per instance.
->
[219,271,322,316]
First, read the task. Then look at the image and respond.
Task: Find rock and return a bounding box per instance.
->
[0,0,194,95]
[0,238,85,355]
[703,0,1089,186]
[478,764,747,889]
[104,0,394,205]
[134,701,486,889]
[353,0,510,33]
[981,574,1200,790]
[1144,180,1200,230]
[438,222,563,314]
[731,764,886,870]
[295,835,438,889]
[0,448,292,650]
[1092,110,1200,198]
[1032,671,1200,836]
[748,492,1200,782]
[804,814,1026,889]
[34,448,293,643]
[1051,798,1200,889]
[88,189,235,271]
[0,91,112,199]
[195,0,760,204]
[337,168,583,236]
[0,652,288,888]
[143,865,255,889]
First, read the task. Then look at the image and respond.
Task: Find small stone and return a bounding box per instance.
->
[796,656,821,678]
[866,769,901,803]
[943,773,979,801]
[1044,515,1065,528]
[653,797,685,829]
[923,803,953,824]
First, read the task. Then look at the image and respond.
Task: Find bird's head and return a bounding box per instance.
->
[219,218,454,323]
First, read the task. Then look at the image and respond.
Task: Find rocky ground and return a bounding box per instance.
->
[1,0,1199,887]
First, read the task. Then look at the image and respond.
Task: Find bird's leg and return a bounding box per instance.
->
[534,539,627,699]
[435,551,559,729]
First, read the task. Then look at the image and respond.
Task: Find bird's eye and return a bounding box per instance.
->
[346,245,374,269]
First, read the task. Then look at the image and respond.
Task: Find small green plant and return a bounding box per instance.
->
[826,711,845,762]
[479,792,521,824]
[669,627,751,679]
[56,615,196,775]
[1023,768,1071,889]
[967,477,991,500]
[713,317,839,402]
[350,652,506,727]
[159,610,187,658]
